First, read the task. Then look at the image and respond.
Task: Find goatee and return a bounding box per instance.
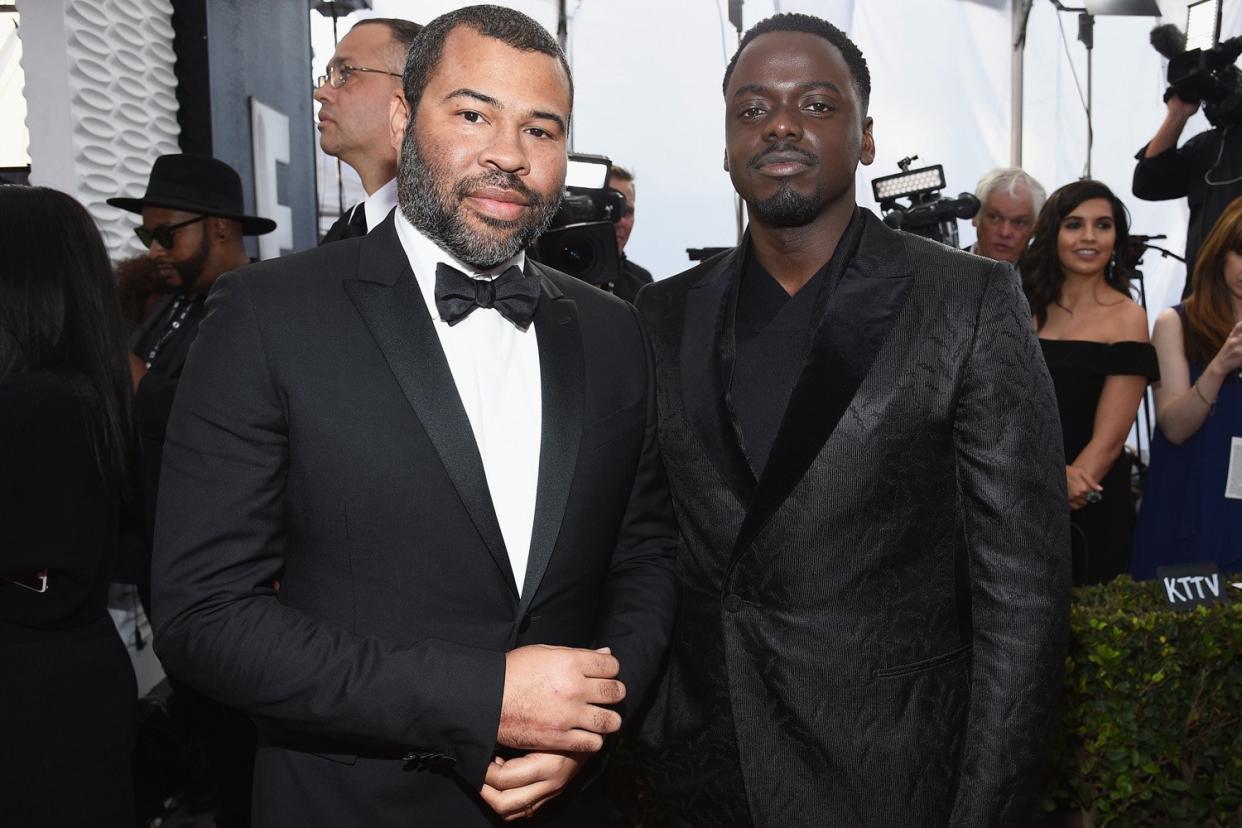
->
[749,184,822,228]
[397,125,562,270]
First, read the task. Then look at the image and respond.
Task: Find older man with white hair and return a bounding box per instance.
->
[969,167,1045,264]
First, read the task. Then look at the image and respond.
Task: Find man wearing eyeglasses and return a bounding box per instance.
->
[108,152,276,827]
[315,18,422,243]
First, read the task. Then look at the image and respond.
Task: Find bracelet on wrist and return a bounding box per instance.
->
[1193,381,1216,413]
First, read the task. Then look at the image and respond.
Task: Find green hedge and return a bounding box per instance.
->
[612,576,1242,827]
[1040,575,1242,826]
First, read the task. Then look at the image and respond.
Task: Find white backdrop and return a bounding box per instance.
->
[312,0,1242,325]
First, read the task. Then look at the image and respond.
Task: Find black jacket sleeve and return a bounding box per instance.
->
[590,302,679,722]
[948,264,1072,824]
[1132,130,1213,201]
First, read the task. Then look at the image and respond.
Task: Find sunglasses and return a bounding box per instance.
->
[135,215,207,249]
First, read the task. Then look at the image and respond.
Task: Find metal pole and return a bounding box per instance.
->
[1079,12,1094,178]
[1085,45,1093,177]
[1011,0,1033,166]
[557,0,571,151]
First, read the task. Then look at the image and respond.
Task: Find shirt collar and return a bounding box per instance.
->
[392,209,527,321]
[361,178,399,232]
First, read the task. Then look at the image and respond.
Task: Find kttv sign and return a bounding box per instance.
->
[1156,564,1229,611]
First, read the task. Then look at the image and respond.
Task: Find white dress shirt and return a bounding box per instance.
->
[360,178,399,232]
[393,210,542,595]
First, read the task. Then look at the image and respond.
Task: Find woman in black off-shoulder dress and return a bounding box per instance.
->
[1021,181,1159,585]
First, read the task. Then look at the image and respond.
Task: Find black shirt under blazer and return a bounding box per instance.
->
[151,214,679,827]
[635,210,1071,827]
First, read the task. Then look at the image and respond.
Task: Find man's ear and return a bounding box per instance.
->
[723,148,730,173]
[389,94,409,153]
[859,116,876,167]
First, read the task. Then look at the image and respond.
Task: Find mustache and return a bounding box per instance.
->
[748,143,818,169]
[452,170,546,208]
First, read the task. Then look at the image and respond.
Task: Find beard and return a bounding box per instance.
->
[170,229,211,294]
[397,125,562,270]
[749,183,823,228]
[745,143,825,228]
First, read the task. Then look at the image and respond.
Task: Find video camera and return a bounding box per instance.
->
[1150,1,1242,128]
[871,156,979,248]
[533,154,626,290]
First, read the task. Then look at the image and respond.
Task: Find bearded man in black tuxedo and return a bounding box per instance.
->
[635,13,1070,827]
[152,6,677,826]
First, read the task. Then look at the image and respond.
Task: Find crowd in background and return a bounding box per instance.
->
[2,10,1241,828]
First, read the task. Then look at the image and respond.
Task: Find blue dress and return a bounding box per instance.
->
[1132,305,1242,579]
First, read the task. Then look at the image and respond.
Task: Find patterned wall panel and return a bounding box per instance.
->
[25,0,180,259]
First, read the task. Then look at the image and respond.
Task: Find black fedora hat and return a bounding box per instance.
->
[107,153,277,236]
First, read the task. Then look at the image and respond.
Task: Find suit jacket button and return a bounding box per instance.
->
[723,593,743,612]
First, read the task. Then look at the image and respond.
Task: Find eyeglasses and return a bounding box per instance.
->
[316,63,401,89]
[135,215,207,249]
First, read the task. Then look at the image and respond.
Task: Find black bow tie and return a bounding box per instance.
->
[434,263,540,330]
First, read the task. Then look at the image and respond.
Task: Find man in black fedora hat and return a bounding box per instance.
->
[110,153,276,543]
[109,152,274,828]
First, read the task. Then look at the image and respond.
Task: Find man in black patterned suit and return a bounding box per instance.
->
[635,13,1070,827]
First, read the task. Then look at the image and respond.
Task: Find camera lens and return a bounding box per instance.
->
[557,240,597,276]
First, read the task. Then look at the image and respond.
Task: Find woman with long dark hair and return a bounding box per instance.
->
[1019,180,1158,585]
[0,186,138,826]
[1132,197,1242,578]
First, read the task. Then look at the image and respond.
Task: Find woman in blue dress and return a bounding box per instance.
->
[1133,196,1242,579]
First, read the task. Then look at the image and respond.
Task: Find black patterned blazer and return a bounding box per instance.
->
[635,209,1070,827]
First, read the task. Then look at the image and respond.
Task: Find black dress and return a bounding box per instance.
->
[1039,340,1159,585]
[0,371,137,827]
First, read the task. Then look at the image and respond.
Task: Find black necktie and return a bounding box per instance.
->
[345,204,368,238]
[434,263,540,330]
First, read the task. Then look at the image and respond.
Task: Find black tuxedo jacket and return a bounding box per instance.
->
[635,210,1070,827]
[319,204,365,244]
[151,215,678,826]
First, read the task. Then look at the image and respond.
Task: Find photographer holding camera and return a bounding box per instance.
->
[1133,25,1242,292]
[606,165,654,302]
[1133,93,1242,286]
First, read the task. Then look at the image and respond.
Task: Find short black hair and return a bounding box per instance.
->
[402,5,572,119]
[722,13,870,112]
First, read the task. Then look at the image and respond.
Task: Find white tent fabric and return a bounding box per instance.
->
[0,13,28,168]
[313,0,1241,322]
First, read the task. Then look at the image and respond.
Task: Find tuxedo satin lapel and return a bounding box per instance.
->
[343,222,517,595]
[682,246,756,506]
[518,267,583,613]
[733,210,913,558]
